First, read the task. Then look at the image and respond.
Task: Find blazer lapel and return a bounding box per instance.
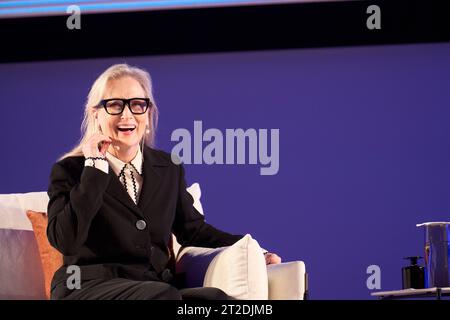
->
[106,169,144,218]
[137,147,169,212]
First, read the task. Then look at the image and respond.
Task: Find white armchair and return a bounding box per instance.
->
[0,186,307,300]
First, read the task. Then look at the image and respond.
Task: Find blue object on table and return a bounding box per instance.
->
[417,222,450,288]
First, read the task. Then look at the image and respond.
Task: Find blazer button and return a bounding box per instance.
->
[136,220,147,231]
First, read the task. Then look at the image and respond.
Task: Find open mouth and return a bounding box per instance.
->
[117,126,136,132]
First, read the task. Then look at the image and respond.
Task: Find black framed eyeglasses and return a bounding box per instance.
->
[96,98,151,115]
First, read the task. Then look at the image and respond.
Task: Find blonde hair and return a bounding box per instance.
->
[58,64,159,161]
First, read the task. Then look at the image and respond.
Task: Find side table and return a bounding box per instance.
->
[371,287,450,300]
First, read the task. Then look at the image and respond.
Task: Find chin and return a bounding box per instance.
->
[115,132,143,147]
[120,141,140,148]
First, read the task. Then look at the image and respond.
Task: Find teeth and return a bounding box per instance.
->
[118,126,136,129]
[118,126,136,132]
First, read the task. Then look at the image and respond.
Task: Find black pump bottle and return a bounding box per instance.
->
[402,256,425,289]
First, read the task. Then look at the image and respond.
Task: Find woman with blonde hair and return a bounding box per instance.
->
[47,63,281,300]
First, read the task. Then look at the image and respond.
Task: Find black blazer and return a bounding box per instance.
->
[47,146,242,291]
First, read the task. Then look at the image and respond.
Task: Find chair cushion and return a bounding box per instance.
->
[176,234,268,300]
[0,229,46,299]
[26,210,63,299]
[0,192,49,299]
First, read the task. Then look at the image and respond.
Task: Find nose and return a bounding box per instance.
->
[121,102,134,119]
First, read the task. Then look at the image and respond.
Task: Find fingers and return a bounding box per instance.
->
[82,133,113,158]
[96,133,113,144]
[99,141,111,156]
[265,253,282,265]
[96,134,112,156]
[272,254,282,264]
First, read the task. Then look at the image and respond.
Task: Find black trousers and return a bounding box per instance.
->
[51,278,234,300]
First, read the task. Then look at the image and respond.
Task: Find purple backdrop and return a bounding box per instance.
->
[1,42,450,299]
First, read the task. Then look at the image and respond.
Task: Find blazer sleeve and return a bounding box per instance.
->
[172,164,243,248]
[46,161,111,255]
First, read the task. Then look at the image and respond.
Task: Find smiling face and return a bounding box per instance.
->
[95,76,149,153]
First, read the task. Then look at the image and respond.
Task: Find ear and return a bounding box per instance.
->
[93,111,101,133]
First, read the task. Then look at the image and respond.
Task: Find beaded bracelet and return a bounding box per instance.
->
[85,156,107,168]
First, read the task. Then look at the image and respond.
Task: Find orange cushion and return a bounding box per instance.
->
[26,210,63,299]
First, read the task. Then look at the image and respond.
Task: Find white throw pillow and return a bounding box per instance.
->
[176,234,268,300]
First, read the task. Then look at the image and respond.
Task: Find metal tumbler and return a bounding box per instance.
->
[417,222,450,288]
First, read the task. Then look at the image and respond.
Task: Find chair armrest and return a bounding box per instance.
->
[267,261,307,300]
